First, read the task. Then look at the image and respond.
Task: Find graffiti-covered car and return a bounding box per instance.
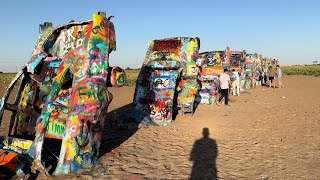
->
[125,37,200,127]
[0,11,125,177]
[197,51,224,105]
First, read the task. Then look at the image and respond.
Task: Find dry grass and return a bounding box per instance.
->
[282,65,320,76]
[124,69,139,86]
[0,73,15,89]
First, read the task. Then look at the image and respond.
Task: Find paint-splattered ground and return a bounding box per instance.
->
[2,75,320,179]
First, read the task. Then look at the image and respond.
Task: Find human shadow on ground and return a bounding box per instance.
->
[99,103,139,158]
[190,128,218,180]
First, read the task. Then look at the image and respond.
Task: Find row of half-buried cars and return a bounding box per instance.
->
[0,11,279,177]
[196,48,279,105]
[125,43,279,127]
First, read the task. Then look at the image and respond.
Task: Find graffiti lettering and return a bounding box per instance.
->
[63,27,85,50]
[66,29,76,43]
[152,40,182,52]
[47,121,66,137]
[76,39,84,48]
[92,19,109,38]
[78,84,105,102]
[3,139,32,151]
[153,76,171,90]
[66,39,84,50]
[154,79,169,88]
[186,63,198,76]
[92,26,100,34]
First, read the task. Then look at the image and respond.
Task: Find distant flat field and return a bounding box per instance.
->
[282,65,320,76]
[0,73,16,91]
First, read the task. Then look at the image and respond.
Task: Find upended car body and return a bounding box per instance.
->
[197,51,223,105]
[125,37,200,126]
[0,11,125,177]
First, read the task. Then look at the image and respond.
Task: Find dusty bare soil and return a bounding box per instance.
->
[2,75,320,179]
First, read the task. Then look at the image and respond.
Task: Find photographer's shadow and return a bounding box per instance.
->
[190,128,218,180]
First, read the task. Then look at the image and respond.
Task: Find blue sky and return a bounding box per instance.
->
[0,0,319,72]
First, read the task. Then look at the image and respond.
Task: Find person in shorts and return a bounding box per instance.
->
[268,66,276,88]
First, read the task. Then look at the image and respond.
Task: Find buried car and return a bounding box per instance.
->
[0,11,125,177]
[125,37,200,127]
[197,51,223,105]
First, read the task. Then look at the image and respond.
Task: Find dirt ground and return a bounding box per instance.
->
[2,75,320,179]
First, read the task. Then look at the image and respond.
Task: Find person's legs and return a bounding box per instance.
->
[236,79,240,96]
[240,80,245,92]
[271,79,274,88]
[218,89,225,103]
[224,89,229,106]
[278,77,283,88]
[269,77,274,88]
[273,79,276,88]
[269,80,271,88]
[232,81,236,95]
[259,76,262,86]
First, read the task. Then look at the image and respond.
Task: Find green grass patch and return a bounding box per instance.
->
[282,65,320,76]
[124,69,139,86]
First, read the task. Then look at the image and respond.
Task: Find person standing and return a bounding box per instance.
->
[263,68,268,86]
[217,68,231,108]
[231,69,240,96]
[268,66,276,88]
[239,68,246,92]
[276,65,284,88]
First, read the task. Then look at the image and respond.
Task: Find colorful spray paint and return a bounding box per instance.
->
[0,12,125,177]
[126,37,200,126]
[197,52,224,105]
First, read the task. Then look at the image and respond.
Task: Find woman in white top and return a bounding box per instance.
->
[231,69,240,96]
